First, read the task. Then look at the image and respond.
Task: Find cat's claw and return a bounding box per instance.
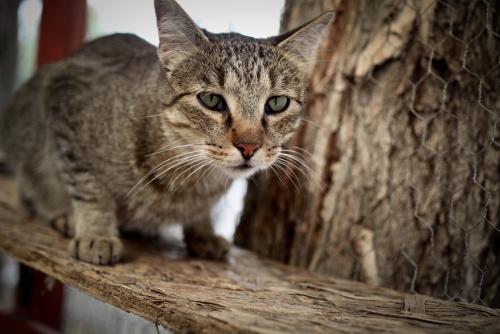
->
[70,236,123,265]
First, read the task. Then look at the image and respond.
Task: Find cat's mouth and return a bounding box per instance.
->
[234,162,253,170]
[217,161,259,178]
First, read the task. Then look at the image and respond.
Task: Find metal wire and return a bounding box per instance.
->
[360,0,499,305]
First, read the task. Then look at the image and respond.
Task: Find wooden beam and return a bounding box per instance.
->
[0,177,499,334]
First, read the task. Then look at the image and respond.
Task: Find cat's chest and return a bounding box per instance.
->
[119,183,224,231]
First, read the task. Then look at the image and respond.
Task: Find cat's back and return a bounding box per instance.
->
[70,33,156,67]
[5,33,156,118]
[1,33,158,165]
[55,33,158,90]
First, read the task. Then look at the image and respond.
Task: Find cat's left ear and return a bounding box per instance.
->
[271,12,334,70]
[154,0,209,70]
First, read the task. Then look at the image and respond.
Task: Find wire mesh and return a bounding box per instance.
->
[360,0,499,305]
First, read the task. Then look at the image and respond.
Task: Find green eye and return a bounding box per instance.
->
[197,93,227,112]
[265,96,290,114]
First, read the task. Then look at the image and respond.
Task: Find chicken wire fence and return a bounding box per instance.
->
[352,0,499,306]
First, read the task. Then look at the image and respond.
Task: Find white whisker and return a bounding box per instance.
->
[291,146,314,158]
[128,149,205,195]
[269,164,287,188]
[126,151,205,198]
[170,159,210,192]
[281,148,312,161]
[278,153,325,188]
[131,112,167,119]
[193,161,216,189]
[299,118,323,129]
[147,143,204,157]
[136,155,205,196]
[274,158,302,191]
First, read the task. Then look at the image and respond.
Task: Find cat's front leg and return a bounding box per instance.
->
[183,221,229,260]
[69,198,123,265]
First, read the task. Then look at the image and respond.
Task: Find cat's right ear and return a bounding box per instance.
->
[154,0,208,70]
[270,12,334,71]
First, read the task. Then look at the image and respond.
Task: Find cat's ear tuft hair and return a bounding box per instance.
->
[154,0,208,70]
[271,12,334,70]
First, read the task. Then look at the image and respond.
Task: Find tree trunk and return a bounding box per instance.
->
[236,0,500,307]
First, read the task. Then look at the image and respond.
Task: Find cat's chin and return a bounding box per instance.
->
[218,165,260,179]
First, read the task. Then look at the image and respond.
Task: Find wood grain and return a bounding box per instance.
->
[0,177,499,333]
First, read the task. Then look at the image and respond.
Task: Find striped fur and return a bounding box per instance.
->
[0,0,332,265]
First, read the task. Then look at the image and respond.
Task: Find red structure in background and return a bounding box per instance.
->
[37,0,87,67]
[1,1,87,333]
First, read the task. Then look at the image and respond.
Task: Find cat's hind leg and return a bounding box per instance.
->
[16,159,74,237]
[19,161,122,265]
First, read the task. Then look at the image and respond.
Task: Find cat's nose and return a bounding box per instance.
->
[234,142,262,160]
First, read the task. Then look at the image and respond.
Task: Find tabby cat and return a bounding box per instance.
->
[0,0,332,265]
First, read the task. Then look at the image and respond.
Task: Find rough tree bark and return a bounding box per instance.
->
[236,0,500,307]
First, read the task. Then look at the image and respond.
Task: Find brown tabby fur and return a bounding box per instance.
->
[0,0,332,265]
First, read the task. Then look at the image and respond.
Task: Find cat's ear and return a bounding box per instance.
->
[154,0,208,70]
[271,12,334,70]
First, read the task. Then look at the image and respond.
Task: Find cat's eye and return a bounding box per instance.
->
[197,93,227,112]
[265,96,290,114]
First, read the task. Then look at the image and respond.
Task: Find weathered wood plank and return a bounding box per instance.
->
[0,177,499,334]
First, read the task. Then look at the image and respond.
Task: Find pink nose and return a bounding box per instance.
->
[234,142,261,160]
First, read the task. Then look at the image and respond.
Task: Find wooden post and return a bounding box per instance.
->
[37,0,87,67]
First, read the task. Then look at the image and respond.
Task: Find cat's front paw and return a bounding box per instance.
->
[70,236,123,265]
[185,235,229,260]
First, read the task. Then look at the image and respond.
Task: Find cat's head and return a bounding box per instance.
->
[154,0,333,178]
